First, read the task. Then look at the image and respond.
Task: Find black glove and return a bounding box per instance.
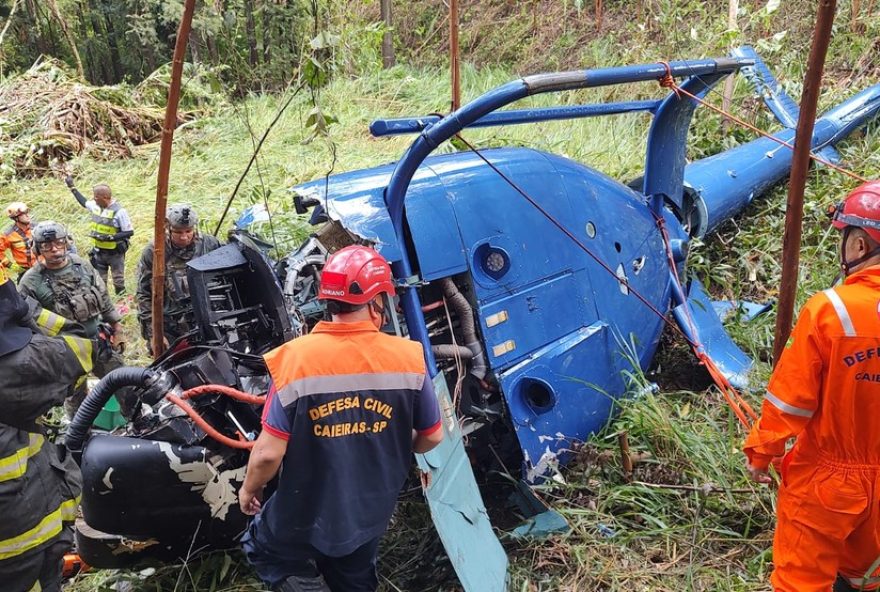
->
[64,175,75,188]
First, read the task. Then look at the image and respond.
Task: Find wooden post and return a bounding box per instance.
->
[721,0,739,131]
[380,0,395,68]
[618,432,633,481]
[450,0,460,110]
[151,0,196,358]
[772,0,837,366]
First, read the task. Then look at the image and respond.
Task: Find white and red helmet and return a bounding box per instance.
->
[318,245,395,305]
[831,181,880,242]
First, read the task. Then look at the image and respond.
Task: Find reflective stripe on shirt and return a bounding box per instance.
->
[848,575,880,589]
[276,372,426,407]
[765,390,814,418]
[0,434,44,483]
[824,288,857,337]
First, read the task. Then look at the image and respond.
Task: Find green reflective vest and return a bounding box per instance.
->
[89,202,121,250]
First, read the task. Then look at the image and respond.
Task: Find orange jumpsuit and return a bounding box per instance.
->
[745,265,880,591]
[0,224,35,272]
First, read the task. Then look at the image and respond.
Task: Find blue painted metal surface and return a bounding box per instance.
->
[682,84,880,237]
[369,101,660,137]
[673,279,753,389]
[285,51,880,592]
[416,373,508,591]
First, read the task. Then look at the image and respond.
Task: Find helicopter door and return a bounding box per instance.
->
[416,372,508,592]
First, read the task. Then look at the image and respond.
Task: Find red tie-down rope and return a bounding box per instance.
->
[653,212,758,429]
[657,62,870,184]
[452,132,757,429]
[653,59,873,427]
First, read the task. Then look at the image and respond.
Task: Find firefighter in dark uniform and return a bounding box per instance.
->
[18,221,124,417]
[1,202,36,281]
[0,266,97,592]
[136,203,221,351]
[65,176,134,295]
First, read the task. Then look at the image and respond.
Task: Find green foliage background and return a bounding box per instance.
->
[0,1,879,590]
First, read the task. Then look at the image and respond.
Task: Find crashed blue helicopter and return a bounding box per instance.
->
[68,47,880,591]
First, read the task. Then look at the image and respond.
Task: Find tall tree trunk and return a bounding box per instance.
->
[85,0,111,83]
[244,0,258,67]
[204,29,218,64]
[100,0,123,82]
[24,0,51,55]
[0,0,21,76]
[75,0,97,82]
[189,25,200,65]
[380,0,394,68]
[45,0,83,78]
[261,1,271,69]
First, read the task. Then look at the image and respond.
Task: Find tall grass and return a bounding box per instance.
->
[10,2,880,591]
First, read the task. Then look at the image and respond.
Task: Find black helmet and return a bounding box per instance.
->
[32,220,69,255]
[166,204,198,229]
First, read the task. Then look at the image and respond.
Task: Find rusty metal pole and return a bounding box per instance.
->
[450,0,460,111]
[772,0,837,366]
[380,0,395,68]
[152,0,197,358]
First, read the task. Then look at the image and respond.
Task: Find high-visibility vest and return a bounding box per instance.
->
[89,202,122,250]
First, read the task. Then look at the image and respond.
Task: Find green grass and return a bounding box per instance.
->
[8,2,880,591]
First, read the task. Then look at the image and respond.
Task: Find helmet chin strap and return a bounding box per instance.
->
[839,226,880,278]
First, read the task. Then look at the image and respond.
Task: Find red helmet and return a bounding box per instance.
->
[318,245,395,305]
[831,181,880,242]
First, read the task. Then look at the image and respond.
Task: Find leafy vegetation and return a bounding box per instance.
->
[1,1,879,591]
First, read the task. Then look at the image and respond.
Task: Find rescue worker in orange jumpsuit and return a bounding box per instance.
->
[239,246,444,592]
[1,202,35,280]
[745,180,880,592]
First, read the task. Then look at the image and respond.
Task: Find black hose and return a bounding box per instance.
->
[432,344,475,360]
[66,367,154,456]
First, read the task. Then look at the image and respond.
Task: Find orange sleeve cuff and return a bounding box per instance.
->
[744,449,773,471]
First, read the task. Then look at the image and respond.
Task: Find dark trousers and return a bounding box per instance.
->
[243,524,380,592]
[90,249,126,295]
[0,527,73,592]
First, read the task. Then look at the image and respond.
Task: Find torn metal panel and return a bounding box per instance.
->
[673,279,753,389]
[416,373,508,592]
[497,322,621,481]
